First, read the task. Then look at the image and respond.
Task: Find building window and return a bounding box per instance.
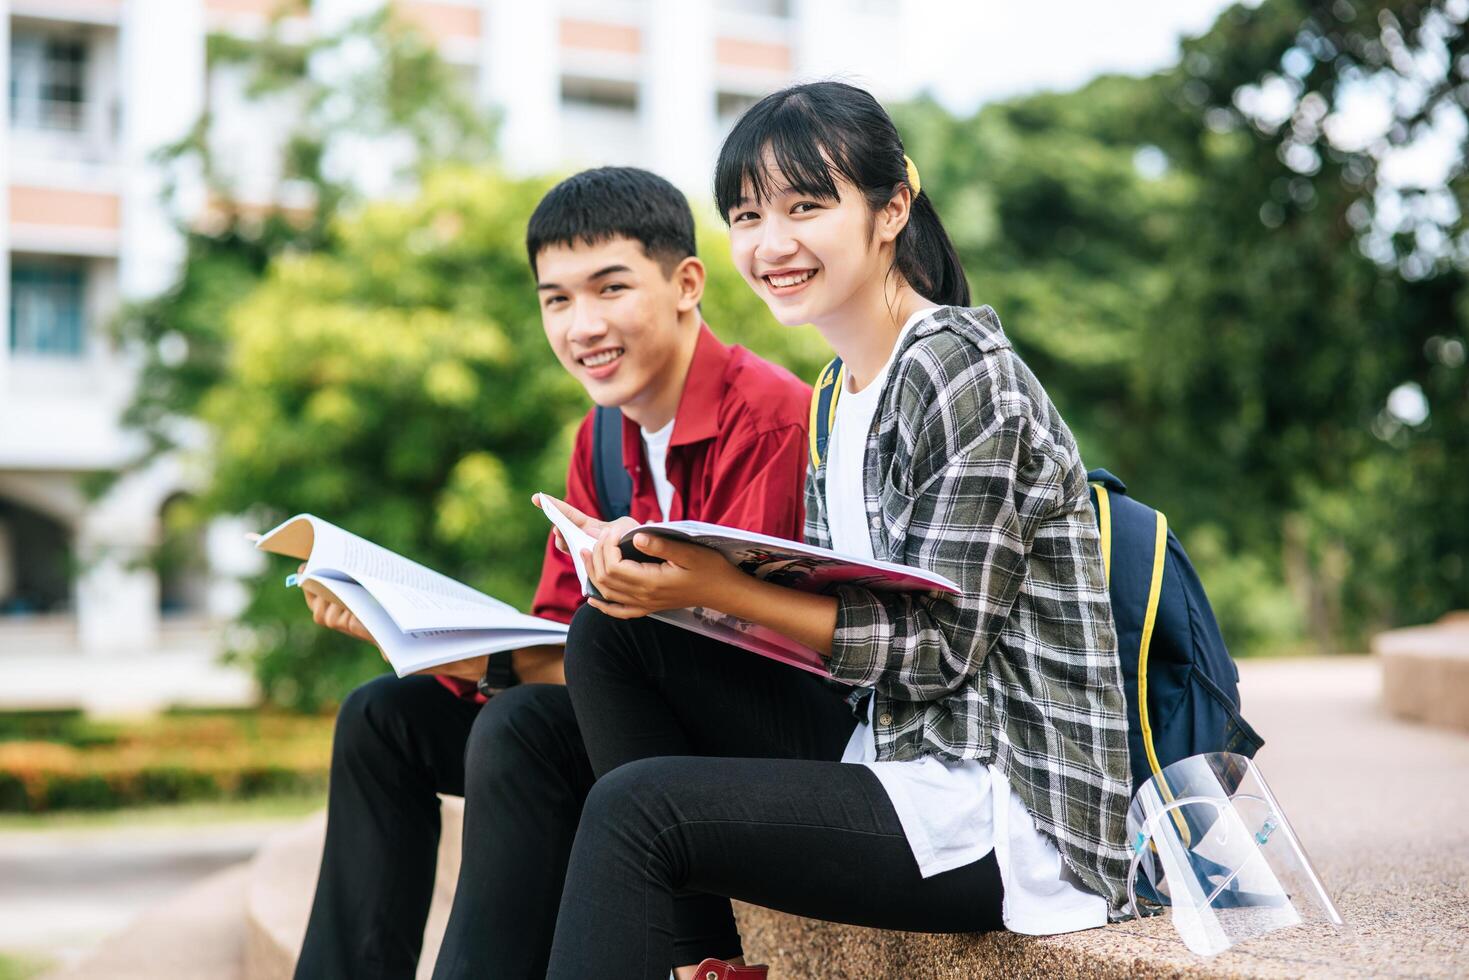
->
[717,0,790,16]
[717,91,760,125]
[9,30,89,132]
[9,263,86,357]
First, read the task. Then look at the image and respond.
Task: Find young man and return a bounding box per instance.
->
[293,167,812,979]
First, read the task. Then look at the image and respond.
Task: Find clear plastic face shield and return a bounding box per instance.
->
[1127,752,1344,956]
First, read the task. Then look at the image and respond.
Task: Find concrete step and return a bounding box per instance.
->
[234,659,1469,978]
[1375,610,1469,732]
[45,861,250,980]
[243,803,463,980]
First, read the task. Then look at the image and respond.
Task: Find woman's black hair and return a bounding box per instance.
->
[714,81,969,308]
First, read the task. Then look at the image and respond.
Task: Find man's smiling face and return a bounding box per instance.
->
[535,236,695,417]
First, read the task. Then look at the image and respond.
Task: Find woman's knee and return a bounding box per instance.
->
[581,757,678,840]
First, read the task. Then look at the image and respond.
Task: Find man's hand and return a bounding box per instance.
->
[533,493,639,554]
[301,566,376,647]
[584,531,739,619]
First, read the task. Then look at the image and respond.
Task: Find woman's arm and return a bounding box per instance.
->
[581,528,838,655]
[586,410,1059,701]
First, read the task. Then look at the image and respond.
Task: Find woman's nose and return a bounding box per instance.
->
[755,221,797,263]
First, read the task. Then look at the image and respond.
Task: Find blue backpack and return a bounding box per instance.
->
[809,358,1263,791]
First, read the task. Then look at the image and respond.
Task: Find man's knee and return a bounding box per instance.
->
[463,684,577,794]
[333,674,415,765]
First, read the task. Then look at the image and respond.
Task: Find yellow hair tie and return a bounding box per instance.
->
[903,154,922,197]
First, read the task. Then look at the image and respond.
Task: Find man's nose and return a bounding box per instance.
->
[567,303,608,345]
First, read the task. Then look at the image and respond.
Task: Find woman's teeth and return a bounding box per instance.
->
[581,348,624,367]
[766,270,816,287]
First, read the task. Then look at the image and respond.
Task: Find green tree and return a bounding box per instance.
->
[203,168,824,709]
[122,6,495,460]
[899,0,1469,653]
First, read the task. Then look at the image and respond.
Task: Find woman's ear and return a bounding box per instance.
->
[876,186,913,246]
[673,255,706,313]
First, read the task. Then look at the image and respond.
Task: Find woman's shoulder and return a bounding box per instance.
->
[891,305,1033,426]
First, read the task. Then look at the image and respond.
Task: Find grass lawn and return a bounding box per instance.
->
[0,952,52,980]
[0,789,326,831]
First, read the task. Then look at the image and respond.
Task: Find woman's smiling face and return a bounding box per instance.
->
[726,164,891,328]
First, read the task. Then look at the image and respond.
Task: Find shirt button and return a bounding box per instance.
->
[869,515,882,529]
[878,711,893,726]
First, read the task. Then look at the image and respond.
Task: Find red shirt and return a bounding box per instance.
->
[440,323,811,699]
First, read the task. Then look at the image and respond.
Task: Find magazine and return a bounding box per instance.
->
[254,514,568,677]
[536,495,960,679]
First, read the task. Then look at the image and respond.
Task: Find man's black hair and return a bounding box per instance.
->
[526,166,697,278]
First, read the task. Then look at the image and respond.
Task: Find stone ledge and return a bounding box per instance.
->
[244,804,463,980]
[237,659,1468,979]
[1374,611,1469,732]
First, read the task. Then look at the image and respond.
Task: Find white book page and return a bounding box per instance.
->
[317,577,567,677]
[350,572,567,635]
[537,495,599,595]
[270,514,513,613]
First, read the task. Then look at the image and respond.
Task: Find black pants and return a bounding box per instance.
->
[294,675,594,980]
[548,605,1005,980]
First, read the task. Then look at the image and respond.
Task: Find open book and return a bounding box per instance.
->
[254,514,568,677]
[537,495,960,679]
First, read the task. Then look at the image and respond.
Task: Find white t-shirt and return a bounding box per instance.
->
[828,307,1107,936]
[640,418,677,521]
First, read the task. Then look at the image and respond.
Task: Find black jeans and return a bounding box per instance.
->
[294,675,594,980]
[548,605,1005,980]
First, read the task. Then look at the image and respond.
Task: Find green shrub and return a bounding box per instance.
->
[0,710,333,813]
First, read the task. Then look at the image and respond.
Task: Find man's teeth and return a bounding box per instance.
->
[767,270,816,287]
[582,348,624,367]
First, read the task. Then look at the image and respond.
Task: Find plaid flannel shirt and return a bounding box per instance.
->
[806,305,1133,916]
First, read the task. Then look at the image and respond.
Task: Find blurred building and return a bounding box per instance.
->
[0,0,908,703]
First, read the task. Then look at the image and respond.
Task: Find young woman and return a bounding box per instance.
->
[541,81,1133,979]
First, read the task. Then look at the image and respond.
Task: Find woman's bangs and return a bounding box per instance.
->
[715,102,854,218]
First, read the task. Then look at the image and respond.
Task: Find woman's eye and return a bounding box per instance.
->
[732,211,759,223]
[792,201,820,214]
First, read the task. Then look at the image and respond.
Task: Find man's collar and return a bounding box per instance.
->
[668,323,731,446]
[619,322,730,469]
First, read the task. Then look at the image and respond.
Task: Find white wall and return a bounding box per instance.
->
[1,1,12,399]
[118,0,203,300]
[484,0,561,174]
[644,0,717,194]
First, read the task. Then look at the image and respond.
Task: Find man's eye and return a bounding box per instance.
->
[603,283,628,294]
[544,295,567,307]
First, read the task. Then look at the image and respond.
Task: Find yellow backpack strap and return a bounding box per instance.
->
[808,357,845,470]
[1091,484,1113,585]
[1133,510,1190,841]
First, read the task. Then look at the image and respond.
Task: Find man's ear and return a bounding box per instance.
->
[672,256,706,313]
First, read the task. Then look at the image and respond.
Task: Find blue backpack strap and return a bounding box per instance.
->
[809,357,845,470]
[591,406,632,520]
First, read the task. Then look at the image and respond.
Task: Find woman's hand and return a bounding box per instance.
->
[584,531,739,619]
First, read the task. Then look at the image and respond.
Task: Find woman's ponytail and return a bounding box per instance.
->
[896,189,970,308]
